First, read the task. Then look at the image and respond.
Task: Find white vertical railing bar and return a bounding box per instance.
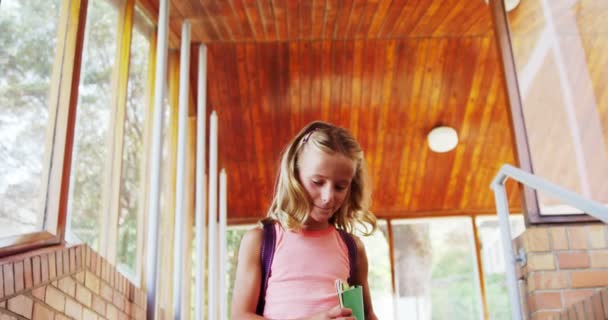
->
[208,112,219,320]
[172,20,191,320]
[195,45,208,320]
[145,0,169,317]
[491,164,608,320]
[219,169,228,320]
[491,182,522,320]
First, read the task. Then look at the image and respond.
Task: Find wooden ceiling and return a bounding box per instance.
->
[141,0,522,221]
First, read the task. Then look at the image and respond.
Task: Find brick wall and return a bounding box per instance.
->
[551,288,608,319]
[514,224,608,320]
[0,244,145,319]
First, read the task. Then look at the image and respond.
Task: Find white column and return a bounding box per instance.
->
[145,0,169,317]
[219,169,228,320]
[195,45,208,320]
[208,112,219,320]
[172,20,191,320]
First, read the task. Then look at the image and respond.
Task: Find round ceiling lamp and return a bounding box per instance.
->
[484,0,521,12]
[427,126,459,153]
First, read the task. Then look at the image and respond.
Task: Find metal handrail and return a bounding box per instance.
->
[490,164,608,320]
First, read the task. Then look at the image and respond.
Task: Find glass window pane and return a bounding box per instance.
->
[356,221,395,320]
[476,215,525,320]
[67,0,119,249]
[116,7,154,277]
[507,0,608,215]
[226,225,253,320]
[392,217,483,320]
[0,0,62,238]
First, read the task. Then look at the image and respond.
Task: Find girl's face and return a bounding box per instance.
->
[297,146,356,230]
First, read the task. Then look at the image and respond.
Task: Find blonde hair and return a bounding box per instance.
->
[264,121,377,235]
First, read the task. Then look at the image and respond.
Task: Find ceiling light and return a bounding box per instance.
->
[484,0,521,12]
[427,126,459,153]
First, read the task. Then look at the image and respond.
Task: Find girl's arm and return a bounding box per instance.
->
[231,227,266,319]
[354,236,378,320]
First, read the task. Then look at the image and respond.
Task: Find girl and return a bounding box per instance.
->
[231,121,378,320]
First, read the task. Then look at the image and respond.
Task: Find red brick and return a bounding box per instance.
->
[7,295,33,318]
[32,302,54,320]
[528,253,556,271]
[526,228,552,252]
[557,252,590,269]
[65,298,82,319]
[32,256,41,286]
[574,302,585,319]
[55,250,63,277]
[568,226,588,249]
[564,289,596,307]
[48,253,56,280]
[75,272,85,284]
[3,263,14,296]
[13,261,24,293]
[45,285,65,312]
[529,292,563,312]
[92,294,106,316]
[583,299,595,320]
[589,250,608,268]
[23,258,33,289]
[591,293,604,320]
[69,248,76,272]
[0,265,3,300]
[76,283,92,307]
[83,308,97,320]
[549,227,569,250]
[62,249,69,275]
[531,311,560,320]
[588,225,607,249]
[602,289,608,318]
[58,276,75,297]
[570,271,608,288]
[31,286,46,301]
[40,254,49,283]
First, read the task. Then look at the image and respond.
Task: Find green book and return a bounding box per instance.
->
[336,280,365,320]
[341,285,365,320]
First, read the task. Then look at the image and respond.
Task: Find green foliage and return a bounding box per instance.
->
[0,0,61,235]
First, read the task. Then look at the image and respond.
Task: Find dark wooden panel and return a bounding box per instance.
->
[206,38,521,220]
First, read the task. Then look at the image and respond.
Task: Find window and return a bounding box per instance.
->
[391,218,483,320]
[116,6,155,279]
[67,0,120,249]
[0,0,63,241]
[358,221,394,319]
[476,215,525,319]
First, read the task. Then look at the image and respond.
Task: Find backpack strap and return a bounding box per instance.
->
[256,221,276,315]
[337,229,358,285]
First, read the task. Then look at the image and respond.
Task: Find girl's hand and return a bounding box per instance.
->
[304,305,355,320]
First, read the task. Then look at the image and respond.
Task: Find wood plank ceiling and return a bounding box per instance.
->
[143,0,522,221]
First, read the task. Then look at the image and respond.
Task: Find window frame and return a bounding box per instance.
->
[0,0,88,258]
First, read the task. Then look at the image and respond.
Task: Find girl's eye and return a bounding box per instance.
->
[312,180,323,186]
[335,185,347,192]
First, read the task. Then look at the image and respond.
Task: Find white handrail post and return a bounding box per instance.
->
[145,0,169,318]
[172,20,191,320]
[195,45,208,320]
[219,169,228,320]
[208,112,219,320]
[491,176,523,320]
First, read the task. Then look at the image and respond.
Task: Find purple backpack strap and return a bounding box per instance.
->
[256,221,276,315]
[337,229,358,285]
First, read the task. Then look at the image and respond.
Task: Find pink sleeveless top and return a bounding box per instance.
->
[263,224,350,319]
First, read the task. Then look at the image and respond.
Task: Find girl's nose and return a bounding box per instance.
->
[321,186,334,204]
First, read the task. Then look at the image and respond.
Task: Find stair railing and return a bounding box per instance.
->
[491,164,608,320]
